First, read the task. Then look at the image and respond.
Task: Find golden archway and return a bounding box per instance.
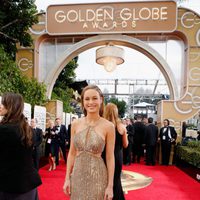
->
[16,5,200,132]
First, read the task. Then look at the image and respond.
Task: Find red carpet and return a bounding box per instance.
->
[38,160,200,200]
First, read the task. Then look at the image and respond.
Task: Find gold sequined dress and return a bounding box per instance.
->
[70,125,108,200]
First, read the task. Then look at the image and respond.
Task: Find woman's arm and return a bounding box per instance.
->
[63,121,77,195]
[104,123,115,199]
[121,124,128,148]
[117,123,128,148]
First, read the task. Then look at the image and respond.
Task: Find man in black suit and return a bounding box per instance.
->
[144,117,158,165]
[132,115,146,163]
[159,119,177,165]
[55,117,68,165]
[31,118,43,171]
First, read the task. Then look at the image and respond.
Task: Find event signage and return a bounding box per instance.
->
[24,103,32,124]
[46,1,177,35]
[34,105,46,132]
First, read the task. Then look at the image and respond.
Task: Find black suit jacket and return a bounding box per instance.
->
[56,124,68,144]
[126,124,134,144]
[133,121,146,144]
[144,123,158,146]
[0,123,42,193]
[159,126,177,143]
[32,127,43,148]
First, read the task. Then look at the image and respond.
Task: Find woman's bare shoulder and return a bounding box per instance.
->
[117,122,126,129]
[100,117,114,129]
[117,122,126,135]
[71,117,84,127]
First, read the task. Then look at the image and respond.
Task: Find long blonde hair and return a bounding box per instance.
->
[104,103,120,127]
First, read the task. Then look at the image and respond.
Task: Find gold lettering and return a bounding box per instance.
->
[83,22,88,28]
[92,22,99,28]
[53,5,171,31]
[160,7,168,20]
[104,8,114,21]
[79,10,84,22]
[122,21,127,28]
[120,8,131,21]
[86,9,95,21]
[113,21,117,28]
[139,8,151,20]
[96,9,103,22]
[132,9,139,21]
[132,21,136,28]
[152,8,160,20]
[103,22,108,28]
[67,10,78,22]
[55,11,66,23]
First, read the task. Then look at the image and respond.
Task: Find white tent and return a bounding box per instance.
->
[134,102,155,108]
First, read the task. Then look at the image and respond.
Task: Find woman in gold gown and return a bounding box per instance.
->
[63,85,115,200]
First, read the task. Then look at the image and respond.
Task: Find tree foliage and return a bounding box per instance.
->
[52,58,78,113]
[107,97,127,118]
[54,57,78,88]
[0,46,46,106]
[0,0,38,58]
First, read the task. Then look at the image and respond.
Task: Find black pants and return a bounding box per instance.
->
[0,188,39,200]
[161,142,171,165]
[55,142,67,165]
[133,144,143,163]
[146,145,156,165]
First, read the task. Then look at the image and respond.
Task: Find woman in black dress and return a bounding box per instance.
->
[44,119,58,171]
[104,103,128,200]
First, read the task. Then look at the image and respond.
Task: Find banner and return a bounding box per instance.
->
[24,103,32,124]
[34,105,46,132]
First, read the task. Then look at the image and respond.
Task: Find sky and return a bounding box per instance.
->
[34,0,200,96]
[35,0,200,13]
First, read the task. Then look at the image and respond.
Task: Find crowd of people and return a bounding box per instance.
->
[43,118,69,171]
[2,86,198,200]
[122,115,178,167]
[31,117,69,172]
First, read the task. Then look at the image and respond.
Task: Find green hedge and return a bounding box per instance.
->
[176,141,200,168]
